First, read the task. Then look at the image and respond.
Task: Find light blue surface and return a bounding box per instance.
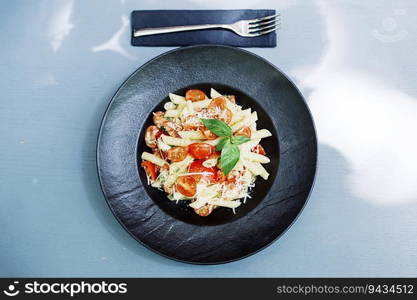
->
[1,0,416,277]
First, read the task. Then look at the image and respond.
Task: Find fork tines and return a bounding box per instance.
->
[248,14,280,36]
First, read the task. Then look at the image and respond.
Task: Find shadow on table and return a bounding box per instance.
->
[80,89,184,267]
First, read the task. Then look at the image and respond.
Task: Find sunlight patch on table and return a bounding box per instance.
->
[291,0,417,205]
[91,14,136,60]
[48,0,74,52]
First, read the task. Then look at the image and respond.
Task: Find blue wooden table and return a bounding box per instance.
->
[1,0,416,277]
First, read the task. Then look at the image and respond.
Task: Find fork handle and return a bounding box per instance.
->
[133,24,228,37]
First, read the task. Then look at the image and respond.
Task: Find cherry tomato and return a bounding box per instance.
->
[176,175,197,197]
[188,160,217,183]
[217,108,232,124]
[152,111,165,127]
[208,97,227,110]
[200,126,217,140]
[167,146,188,162]
[188,143,214,159]
[194,204,215,216]
[234,126,251,138]
[145,125,161,149]
[141,160,157,181]
[252,144,266,156]
[185,89,207,102]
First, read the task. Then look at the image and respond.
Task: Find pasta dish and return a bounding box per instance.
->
[140,88,272,216]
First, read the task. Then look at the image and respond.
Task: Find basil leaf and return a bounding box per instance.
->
[220,141,240,175]
[230,136,250,145]
[216,137,230,151]
[201,119,232,137]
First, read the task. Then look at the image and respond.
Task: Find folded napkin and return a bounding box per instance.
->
[131,10,277,47]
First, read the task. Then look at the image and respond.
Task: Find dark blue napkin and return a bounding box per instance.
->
[131,10,277,47]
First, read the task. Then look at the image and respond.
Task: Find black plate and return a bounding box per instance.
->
[97,45,317,264]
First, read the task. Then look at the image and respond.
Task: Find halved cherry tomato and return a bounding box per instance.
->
[145,125,161,149]
[188,143,214,159]
[176,175,197,197]
[207,97,233,124]
[185,89,207,102]
[194,204,215,216]
[234,126,251,138]
[188,160,216,183]
[208,97,227,110]
[252,144,266,156]
[152,111,165,127]
[141,160,157,181]
[200,126,217,140]
[167,146,188,162]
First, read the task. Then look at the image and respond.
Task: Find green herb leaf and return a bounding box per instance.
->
[220,141,240,175]
[201,119,232,137]
[216,137,230,151]
[230,136,250,145]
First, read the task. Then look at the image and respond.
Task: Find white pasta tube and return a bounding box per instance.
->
[232,111,258,132]
[169,93,185,104]
[157,138,171,152]
[251,129,272,139]
[169,155,194,175]
[189,198,207,209]
[243,152,270,164]
[210,88,222,98]
[178,130,205,140]
[243,159,269,180]
[141,152,167,167]
[192,99,211,110]
[163,102,176,111]
[164,109,180,118]
[208,199,241,208]
[161,135,191,147]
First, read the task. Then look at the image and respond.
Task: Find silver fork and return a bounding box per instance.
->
[133,14,280,38]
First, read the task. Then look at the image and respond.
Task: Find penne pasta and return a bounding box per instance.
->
[192,98,211,110]
[164,109,180,118]
[169,93,185,104]
[141,152,167,167]
[178,130,205,140]
[242,159,269,180]
[208,199,241,209]
[161,135,191,147]
[231,111,257,132]
[140,87,272,217]
[163,102,176,111]
[210,88,222,98]
[251,129,272,139]
[243,152,270,164]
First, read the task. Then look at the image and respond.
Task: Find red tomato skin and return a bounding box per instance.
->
[188,143,214,159]
[188,160,217,183]
[185,89,207,102]
[141,160,157,181]
[176,175,197,197]
[234,126,251,138]
[252,144,266,156]
[167,146,188,162]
